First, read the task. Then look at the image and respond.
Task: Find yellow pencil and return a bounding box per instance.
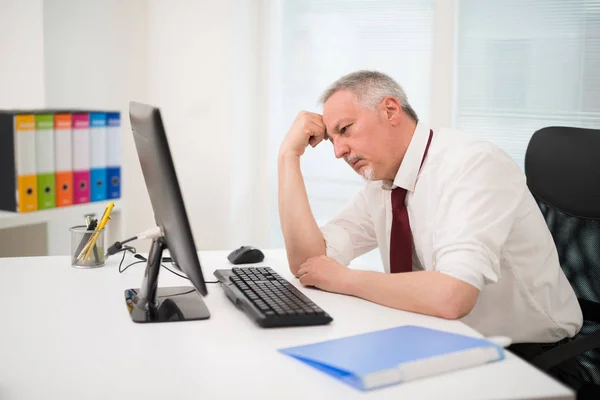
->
[81,202,115,262]
[78,209,111,260]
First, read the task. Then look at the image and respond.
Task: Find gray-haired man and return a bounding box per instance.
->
[277,70,583,389]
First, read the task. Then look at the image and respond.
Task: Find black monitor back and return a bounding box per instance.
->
[128,101,207,296]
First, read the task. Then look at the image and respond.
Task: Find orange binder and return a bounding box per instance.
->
[15,114,38,212]
[54,113,73,206]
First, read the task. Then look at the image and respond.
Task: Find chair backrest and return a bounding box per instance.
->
[525,125,600,383]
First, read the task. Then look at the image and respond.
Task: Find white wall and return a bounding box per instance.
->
[229,0,271,250]
[43,0,148,111]
[143,0,269,253]
[0,0,45,108]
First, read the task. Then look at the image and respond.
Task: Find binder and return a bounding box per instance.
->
[0,112,38,212]
[279,325,505,391]
[89,112,107,201]
[54,113,73,207]
[106,112,121,199]
[16,114,38,212]
[35,113,56,210]
[72,112,91,204]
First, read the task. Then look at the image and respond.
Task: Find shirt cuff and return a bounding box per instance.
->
[433,245,499,290]
[320,223,354,266]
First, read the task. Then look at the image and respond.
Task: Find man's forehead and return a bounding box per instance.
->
[322,90,358,126]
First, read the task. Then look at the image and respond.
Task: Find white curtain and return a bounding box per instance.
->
[456,0,600,169]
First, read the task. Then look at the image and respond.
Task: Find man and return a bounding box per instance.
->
[277,70,583,387]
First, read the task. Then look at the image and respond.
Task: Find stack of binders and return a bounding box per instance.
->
[0,109,122,213]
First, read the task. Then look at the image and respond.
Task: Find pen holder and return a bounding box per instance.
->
[70,225,106,268]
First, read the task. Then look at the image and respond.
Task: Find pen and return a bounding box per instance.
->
[72,217,98,265]
[80,202,115,262]
[76,218,98,260]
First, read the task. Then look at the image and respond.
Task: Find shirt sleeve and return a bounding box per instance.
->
[432,143,526,290]
[320,188,378,266]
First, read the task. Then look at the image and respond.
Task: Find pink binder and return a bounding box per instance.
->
[72,113,90,204]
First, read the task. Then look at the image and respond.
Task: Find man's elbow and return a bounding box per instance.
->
[288,254,317,277]
[436,282,479,320]
[289,263,302,277]
[288,258,303,277]
[437,301,474,320]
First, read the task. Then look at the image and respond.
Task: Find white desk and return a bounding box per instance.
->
[0,249,574,400]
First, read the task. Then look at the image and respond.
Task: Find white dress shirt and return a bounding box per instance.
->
[321,121,583,343]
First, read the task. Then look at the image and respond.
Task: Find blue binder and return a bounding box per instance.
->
[279,325,504,391]
[89,112,107,202]
[106,112,121,199]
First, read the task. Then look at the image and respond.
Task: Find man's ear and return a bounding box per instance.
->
[381,96,402,126]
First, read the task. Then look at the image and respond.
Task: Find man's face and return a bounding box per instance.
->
[322,90,391,181]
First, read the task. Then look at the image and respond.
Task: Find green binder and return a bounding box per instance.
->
[35,113,56,210]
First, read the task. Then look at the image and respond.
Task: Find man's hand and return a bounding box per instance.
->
[297,255,353,294]
[279,111,327,157]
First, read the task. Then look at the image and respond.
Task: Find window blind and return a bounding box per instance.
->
[456,0,600,169]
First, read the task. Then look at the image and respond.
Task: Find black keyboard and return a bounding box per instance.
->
[213,266,333,327]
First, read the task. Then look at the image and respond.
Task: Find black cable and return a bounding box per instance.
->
[120,252,218,283]
[162,263,188,280]
[157,289,196,298]
[167,259,218,283]
[106,236,138,257]
[107,234,219,282]
[117,246,138,272]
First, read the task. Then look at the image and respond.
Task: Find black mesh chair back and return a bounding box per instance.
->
[524,126,600,385]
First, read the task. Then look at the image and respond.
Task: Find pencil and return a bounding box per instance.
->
[82,202,115,262]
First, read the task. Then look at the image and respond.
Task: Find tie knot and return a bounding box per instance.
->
[391,187,407,210]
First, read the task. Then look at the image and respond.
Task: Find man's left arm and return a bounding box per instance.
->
[298,144,525,319]
[297,257,478,319]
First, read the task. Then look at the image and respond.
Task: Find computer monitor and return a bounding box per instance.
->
[125,101,210,323]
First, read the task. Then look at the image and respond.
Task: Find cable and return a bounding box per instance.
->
[117,246,138,272]
[157,289,196,298]
[122,253,218,283]
[106,237,137,257]
[165,258,218,283]
[106,226,164,258]
[108,227,218,283]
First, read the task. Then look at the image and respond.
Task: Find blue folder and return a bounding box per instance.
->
[279,325,504,391]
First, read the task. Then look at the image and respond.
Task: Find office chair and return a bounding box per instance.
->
[524,126,600,394]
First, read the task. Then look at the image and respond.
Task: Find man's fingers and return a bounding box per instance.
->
[306,115,328,142]
[297,261,312,276]
[299,273,313,287]
[309,136,322,148]
[308,120,326,137]
[299,274,307,286]
[307,121,326,147]
[309,114,326,130]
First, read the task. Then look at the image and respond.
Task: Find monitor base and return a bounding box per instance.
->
[125,286,210,323]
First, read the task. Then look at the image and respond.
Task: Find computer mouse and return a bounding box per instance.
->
[227,246,265,264]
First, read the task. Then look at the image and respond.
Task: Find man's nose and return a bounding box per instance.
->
[334,140,349,159]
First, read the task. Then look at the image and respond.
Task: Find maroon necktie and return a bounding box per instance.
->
[390,130,433,273]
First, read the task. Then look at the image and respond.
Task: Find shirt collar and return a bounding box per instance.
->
[382,120,431,192]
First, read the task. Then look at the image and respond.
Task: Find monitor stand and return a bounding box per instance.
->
[124,237,210,323]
